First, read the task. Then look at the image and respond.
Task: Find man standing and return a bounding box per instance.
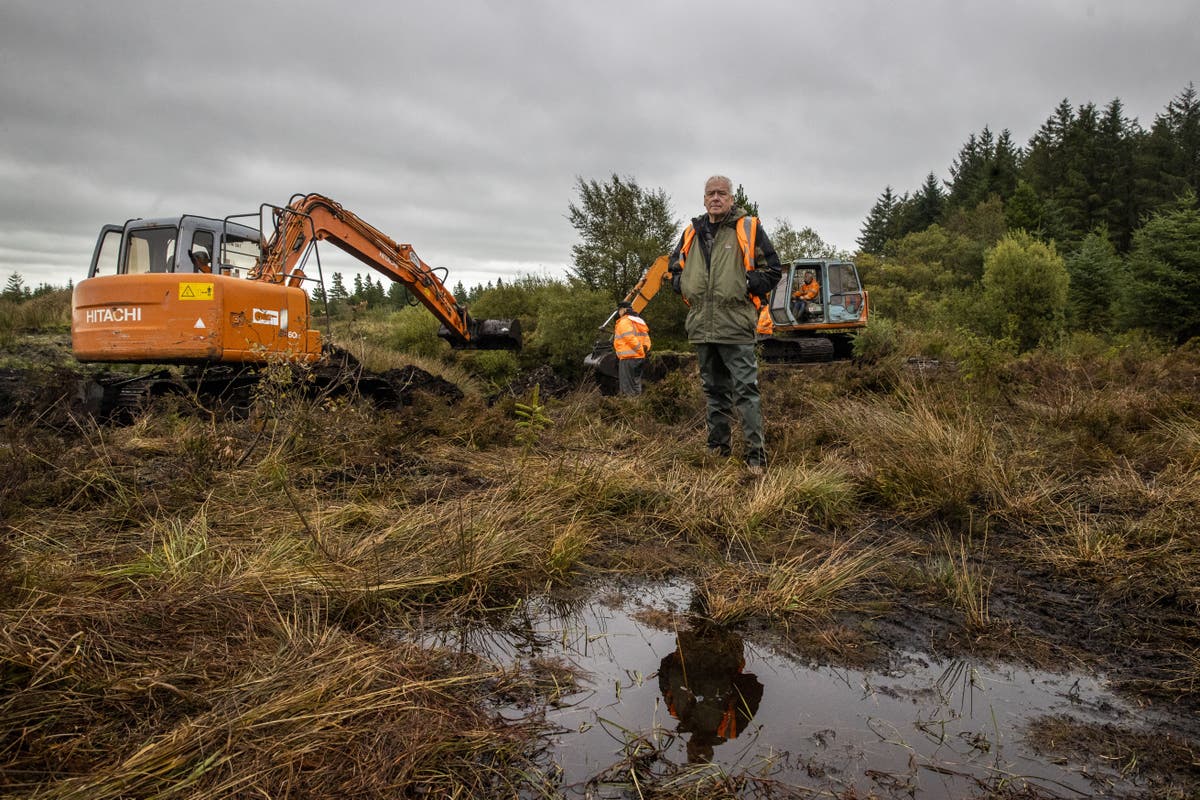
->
[669,175,781,474]
[613,301,651,396]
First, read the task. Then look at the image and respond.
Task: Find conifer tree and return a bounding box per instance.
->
[1024,99,1076,196]
[731,184,759,217]
[1118,194,1200,343]
[909,172,946,231]
[2,272,27,301]
[329,272,349,302]
[857,186,898,255]
[947,132,986,209]
[1066,229,1121,332]
[1096,98,1141,250]
[1140,84,1200,211]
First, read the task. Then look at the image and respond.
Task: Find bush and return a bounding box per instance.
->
[980,231,1068,352]
[459,350,520,388]
[384,306,446,358]
[524,284,611,380]
[852,315,898,363]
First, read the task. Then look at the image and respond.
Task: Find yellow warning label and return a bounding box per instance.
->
[179,283,215,300]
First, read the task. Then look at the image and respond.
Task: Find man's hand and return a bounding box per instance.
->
[746,270,773,300]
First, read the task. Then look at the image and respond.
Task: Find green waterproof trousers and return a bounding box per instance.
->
[695,342,765,466]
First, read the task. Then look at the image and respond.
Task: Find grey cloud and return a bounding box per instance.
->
[0,0,1196,290]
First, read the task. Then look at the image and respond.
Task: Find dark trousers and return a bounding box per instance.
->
[618,357,645,396]
[695,343,765,466]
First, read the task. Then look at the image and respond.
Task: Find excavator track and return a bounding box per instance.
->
[759,336,837,364]
[78,346,462,422]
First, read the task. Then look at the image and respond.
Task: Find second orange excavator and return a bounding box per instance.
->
[72,193,521,416]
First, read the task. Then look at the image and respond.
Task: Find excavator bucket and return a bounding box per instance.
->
[438,318,522,350]
[583,339,618,379]
[474,318,522,350]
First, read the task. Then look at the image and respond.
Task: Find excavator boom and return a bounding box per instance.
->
[583,255,671,384]
[260,194,519,349]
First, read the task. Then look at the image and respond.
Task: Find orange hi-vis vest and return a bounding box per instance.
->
[677,216,764,309]
[613,313,651,360]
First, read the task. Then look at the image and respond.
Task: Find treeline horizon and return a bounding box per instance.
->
[858,83,1199,256]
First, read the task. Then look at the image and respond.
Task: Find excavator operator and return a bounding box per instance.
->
[189,250,213,274]
[792,270,819,319]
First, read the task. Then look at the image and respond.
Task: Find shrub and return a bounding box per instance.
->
[458,350,519,388]
[523,283,610,380]
[384,306,445,358]
[852,315,898,363]
[980,231,1068,352]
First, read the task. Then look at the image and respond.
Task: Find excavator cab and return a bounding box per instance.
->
[87,217,262,279]
[758,258,869,362]
[74,214,323,365]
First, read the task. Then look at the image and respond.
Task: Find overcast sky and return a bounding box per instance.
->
[1,0,1196,292]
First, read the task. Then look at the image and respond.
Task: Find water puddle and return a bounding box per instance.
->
[418,580,1140,798]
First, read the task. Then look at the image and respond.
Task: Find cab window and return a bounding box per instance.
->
[125,227,177,275]
[222,233,262,272]
[93,230,121,277]
[189,231,215,273]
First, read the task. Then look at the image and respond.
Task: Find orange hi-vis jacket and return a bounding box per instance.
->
[756,304,773,335]
[613,313,651,360]
[793,278,819,301]
[678,215,764,310]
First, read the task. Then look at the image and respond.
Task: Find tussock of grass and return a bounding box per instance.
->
[927,523,993,631]
[696,538,896,625]
[812,391,1014,522]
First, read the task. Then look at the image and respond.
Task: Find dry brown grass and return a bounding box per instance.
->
[696,536,897,625]
[6,335,1200,793]
[807,389,1017,523]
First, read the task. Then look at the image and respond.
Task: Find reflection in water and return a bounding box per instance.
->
[404,581,1143,798]
[657,626,764,763]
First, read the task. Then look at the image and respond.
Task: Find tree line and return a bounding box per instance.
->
[858,84,1199,255]
[2,273,67,303]
[855,83,1200,351]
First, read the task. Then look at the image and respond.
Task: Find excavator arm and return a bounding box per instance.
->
[593,255,671,333]
[259,193,520,349]
[583,254,671,386]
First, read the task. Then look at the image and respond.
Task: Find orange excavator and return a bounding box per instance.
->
[72,193,520,415]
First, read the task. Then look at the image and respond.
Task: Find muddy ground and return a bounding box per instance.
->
[3,334,1200,797]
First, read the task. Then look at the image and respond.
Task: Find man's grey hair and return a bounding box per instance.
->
[705,175,733,191]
